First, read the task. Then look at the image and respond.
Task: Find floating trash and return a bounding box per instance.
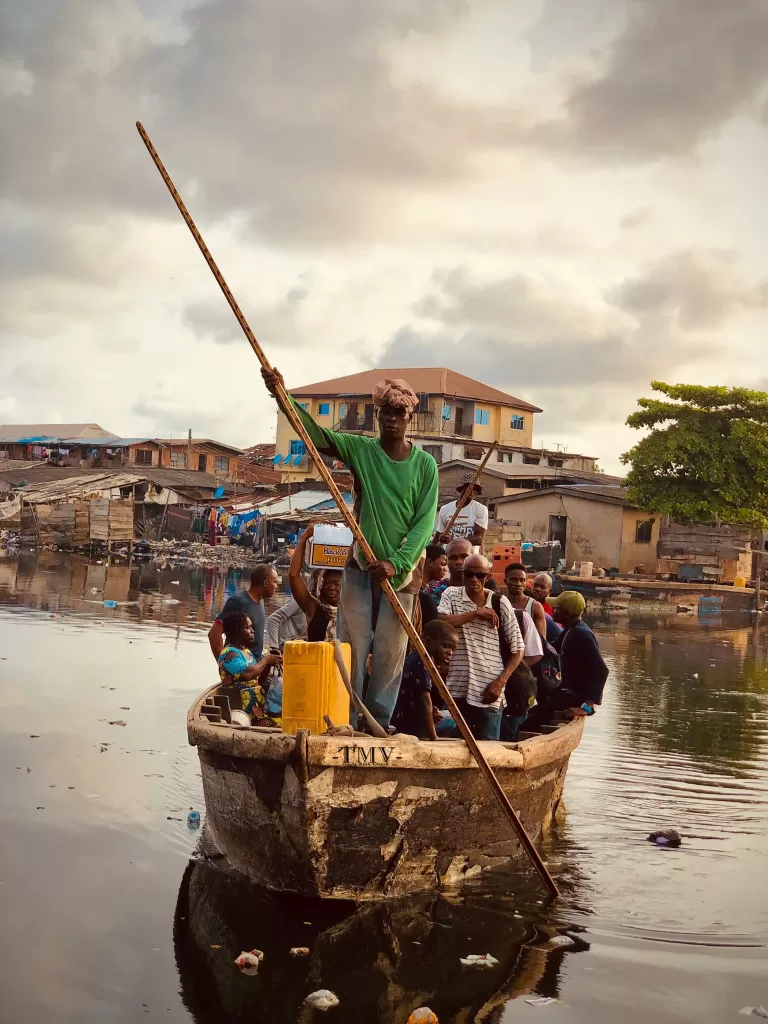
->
[289,947,310,957]
[408,1009,438,1023]
[648,829,682,847]
[187,810,201,829]
[103,600,118,609]
[459,953,499,968]
[525,996,558,1007]
[740,1010,768,1019]
[234,949,264,976]
[304,990,339,1011]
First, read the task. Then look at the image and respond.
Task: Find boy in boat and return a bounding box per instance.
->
[217,610,283,725]
[392,620,459,741]
[287,524,342,642]
[262,368,439,731]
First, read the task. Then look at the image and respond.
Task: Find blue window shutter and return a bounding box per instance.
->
[318,403,330,415]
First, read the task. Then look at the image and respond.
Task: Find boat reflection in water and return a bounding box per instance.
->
[173,851,586,1024]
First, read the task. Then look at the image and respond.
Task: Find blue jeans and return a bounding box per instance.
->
[337,563,415,730]
[446,697,502,741]
[500,714,527,742]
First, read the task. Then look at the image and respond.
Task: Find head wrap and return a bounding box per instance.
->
[371,378,418,412]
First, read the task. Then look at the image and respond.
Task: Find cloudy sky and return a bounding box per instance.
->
[1,0,767,472]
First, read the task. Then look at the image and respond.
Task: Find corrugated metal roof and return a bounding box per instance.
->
[16,473,144,504]
[495,485,634,508]
[0,423,119,442]
[289,368,542,413]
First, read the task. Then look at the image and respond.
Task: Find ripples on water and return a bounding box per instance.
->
[0,552,767,1022]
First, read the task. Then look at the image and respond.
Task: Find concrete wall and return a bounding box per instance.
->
[619,508,661,572]
[437,464,507,505]
[494,492,625,568]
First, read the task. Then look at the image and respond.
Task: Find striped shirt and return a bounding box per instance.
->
[438,587,524,709]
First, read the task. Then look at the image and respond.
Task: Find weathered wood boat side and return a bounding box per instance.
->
[188,685,583,900]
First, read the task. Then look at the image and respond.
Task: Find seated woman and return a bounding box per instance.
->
[217,610,282,726]
[289,525,342,642]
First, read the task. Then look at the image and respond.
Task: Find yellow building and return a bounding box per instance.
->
[273,367,542,483]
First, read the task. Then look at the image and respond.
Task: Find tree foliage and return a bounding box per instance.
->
[621,381,768,528]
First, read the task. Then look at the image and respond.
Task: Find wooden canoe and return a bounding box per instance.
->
[187,685,584,900]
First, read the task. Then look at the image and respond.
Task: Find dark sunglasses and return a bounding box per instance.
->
[464,569,489,580]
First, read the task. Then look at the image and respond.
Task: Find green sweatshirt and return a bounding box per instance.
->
[290,397,438,590]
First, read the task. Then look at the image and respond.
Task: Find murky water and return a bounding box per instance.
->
[1,552,766,1022]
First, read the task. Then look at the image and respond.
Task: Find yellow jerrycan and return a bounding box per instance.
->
[281,640,351,735]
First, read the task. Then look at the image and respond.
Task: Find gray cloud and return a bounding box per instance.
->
[375,248,768,432]
[609,250,768,329]
[182,280,309,347]
[536,0,768,160]
[130,395,224,436]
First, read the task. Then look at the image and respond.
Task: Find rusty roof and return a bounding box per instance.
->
[289,368,542,413]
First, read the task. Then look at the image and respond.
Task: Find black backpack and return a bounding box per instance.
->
[490,593,537,717]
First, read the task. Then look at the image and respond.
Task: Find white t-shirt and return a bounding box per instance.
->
[437,587,524,709]
[436,499,489,540]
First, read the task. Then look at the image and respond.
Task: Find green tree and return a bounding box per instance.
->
[621,381,768,528]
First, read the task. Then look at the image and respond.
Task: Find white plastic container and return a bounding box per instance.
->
[307,523,353,570]
[579,561,594,578]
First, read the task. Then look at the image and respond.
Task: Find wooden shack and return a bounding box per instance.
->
[21,498,134,548]
[657,521,754,582]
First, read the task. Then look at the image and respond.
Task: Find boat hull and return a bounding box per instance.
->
[189,691,583,900]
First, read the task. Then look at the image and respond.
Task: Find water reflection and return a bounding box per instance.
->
[0,551,290,631]
[174,857,583,1024]
[1,557,768,1021]
[595,621,768,771]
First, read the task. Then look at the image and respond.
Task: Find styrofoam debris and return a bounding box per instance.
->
[407,1009,438,1023]
[525,996,558,1007]
[234,949,264,975]
[544,935,576,949]
[304,990,339,1011]
[740,1009,768,1018]
[459,953,499,968]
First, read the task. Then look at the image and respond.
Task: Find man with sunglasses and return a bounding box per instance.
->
[262,368,438,731]
[437,554,525,740]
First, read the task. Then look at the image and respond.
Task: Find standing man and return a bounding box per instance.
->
[262,369,438,730]
[524,591,609,731]
[438,553,524,740]
[435,482,488,548]
[504,562,547,640]
[208,564,280,662]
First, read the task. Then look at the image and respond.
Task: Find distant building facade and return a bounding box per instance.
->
[272,367,601,483]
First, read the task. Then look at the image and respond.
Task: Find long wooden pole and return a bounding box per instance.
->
[435,441,497,543]
[136,121,558,898]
